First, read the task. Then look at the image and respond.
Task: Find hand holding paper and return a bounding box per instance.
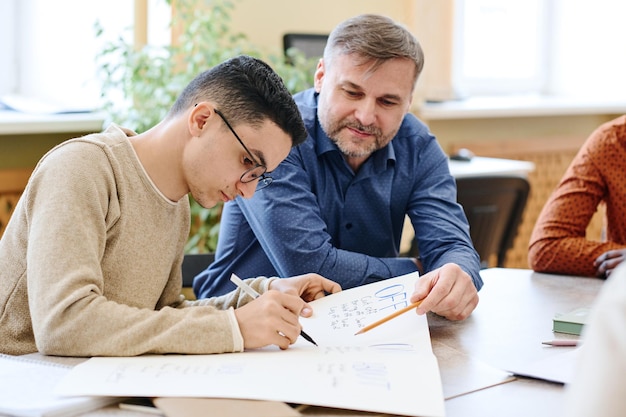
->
[412,263,479,320]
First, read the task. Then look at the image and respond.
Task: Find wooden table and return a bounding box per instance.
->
[435,268,601,417]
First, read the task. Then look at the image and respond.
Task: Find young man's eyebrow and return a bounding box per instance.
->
[250,148,267,167]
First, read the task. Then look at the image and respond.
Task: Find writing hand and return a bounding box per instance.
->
[269,273,341,316]
[410,263,478,321]
[594,249,626,278]
[234,290,306,350]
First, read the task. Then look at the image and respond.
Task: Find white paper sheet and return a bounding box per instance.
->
[506,347,582,384]
[56,272,444,417]
[0,354,119,417]
[297,271,432,349]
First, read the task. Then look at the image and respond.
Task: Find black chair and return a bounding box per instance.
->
[182,253,215,289]
[455,176,530,268]
[282,33,328,61]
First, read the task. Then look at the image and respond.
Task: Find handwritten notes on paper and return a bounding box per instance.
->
[299,271,432,351]
[56,272,445,417]
[329,281,409,329]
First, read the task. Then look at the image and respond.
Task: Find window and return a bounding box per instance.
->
[0,0,170,111]
[453,0,548,97]
[452,0,626,99]
[3,0,625,109]
[0,1,16,98]
[549,0,626,98]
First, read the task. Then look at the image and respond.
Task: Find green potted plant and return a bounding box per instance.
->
[95,0,316,254]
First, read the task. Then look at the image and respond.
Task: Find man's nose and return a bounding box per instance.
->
[238,180,258,199]
[354,99,377,126]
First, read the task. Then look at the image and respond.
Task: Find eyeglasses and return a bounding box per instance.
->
[214,109,273,190]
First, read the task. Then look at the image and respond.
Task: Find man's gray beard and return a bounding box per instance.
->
[327,122,384,158]
[333,137,379,158]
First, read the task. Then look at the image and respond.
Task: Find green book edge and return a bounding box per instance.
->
[552,307,591,335]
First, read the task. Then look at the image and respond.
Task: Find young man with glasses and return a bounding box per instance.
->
[0,55,340,357]
[194,15,482,321]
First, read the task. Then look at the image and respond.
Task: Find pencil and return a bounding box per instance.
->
[541,339,579,347]
[355,300,423,335]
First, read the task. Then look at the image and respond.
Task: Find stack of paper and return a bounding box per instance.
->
[0,354,120,417]
[57,272,445,417]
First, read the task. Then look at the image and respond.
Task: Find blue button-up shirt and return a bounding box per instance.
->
[194,89,482,298]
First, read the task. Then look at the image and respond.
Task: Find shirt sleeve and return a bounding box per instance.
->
[403,141,483,290]
[528,122,626,276]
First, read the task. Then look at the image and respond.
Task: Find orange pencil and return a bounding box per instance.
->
[355,300,423,335]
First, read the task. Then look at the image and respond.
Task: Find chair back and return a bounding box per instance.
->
[282,33,328,61]
[181,253,215,300]
[456,176,530,268]
[182,253,215,288]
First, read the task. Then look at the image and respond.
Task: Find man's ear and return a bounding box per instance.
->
[188,102,214,136]
[313,58,325,93]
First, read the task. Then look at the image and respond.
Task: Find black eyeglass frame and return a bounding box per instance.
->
[214,108,273,189]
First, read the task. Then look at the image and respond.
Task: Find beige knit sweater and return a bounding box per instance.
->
[0,125,270,356]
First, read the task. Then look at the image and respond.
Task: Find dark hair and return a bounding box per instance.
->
[168,55,307,146]
[324,14,425,89]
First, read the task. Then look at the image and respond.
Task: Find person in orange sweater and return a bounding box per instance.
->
[528,115,626,278]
